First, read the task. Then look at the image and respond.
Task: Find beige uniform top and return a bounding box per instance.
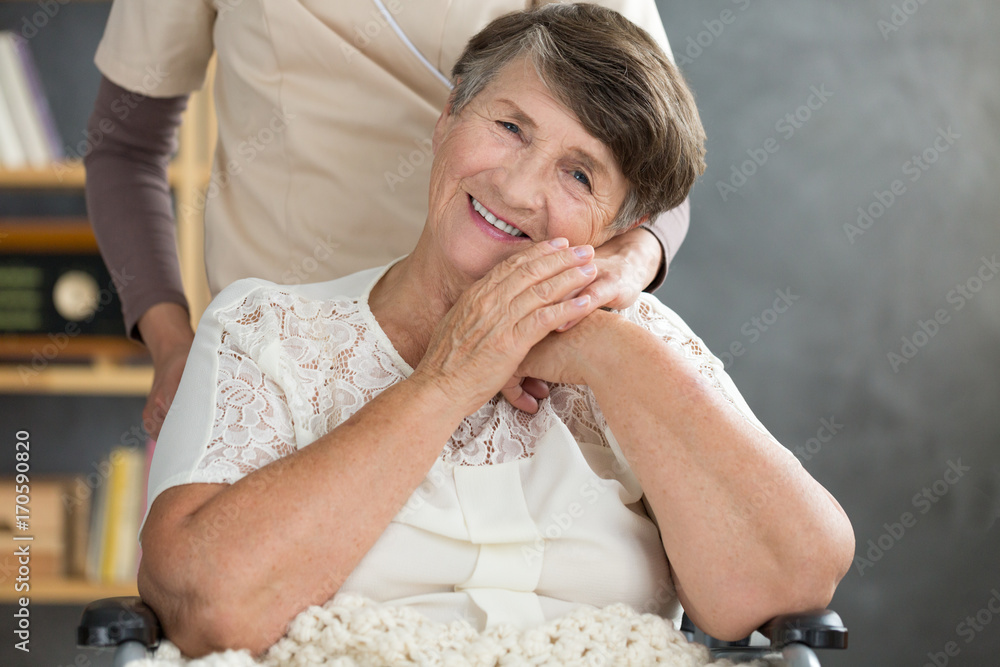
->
[95,0,675,296]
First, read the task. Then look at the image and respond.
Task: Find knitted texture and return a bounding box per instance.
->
[134,595,765,666]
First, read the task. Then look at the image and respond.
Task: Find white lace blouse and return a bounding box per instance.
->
[145,263,774,631]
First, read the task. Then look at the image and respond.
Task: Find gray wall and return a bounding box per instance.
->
[653,1,1000,664]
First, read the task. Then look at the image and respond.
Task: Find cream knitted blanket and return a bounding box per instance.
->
[133,595,767,666]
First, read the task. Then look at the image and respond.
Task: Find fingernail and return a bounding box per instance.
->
[580,264,596,276]
[573,246,592,258]
[549,238,569,248]
[573,296,590,307]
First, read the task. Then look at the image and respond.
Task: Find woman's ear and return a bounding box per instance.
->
[432,85,461,154]
[431,105,451,155]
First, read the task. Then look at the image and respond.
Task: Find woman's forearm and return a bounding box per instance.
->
[142,374,464,656]
[578,314,854,640]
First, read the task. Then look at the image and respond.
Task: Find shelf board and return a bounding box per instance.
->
[0,162,207,189]
[0,576,138,604]
[0,334,149,362]
[0,163,87,188]
[0,217,97,252]
[0,361,153,395]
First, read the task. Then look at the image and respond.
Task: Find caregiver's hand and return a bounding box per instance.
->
[573,226,662,314]
[413,239,602,418]
[138,302,194,440]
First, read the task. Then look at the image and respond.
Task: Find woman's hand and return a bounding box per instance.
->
[497,228,661,413]
[515,309,620,387]
[412,239,602,418]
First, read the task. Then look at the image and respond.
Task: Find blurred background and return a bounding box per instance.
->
[1,1,998,665]
[654,1,1000,665]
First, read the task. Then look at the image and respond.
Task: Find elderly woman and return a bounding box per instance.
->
[138,3,854,658]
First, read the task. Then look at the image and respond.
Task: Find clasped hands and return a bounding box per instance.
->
[414,231,656,417]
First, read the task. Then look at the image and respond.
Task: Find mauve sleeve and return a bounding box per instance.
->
[641,196,690,293]
[84,75,191,341]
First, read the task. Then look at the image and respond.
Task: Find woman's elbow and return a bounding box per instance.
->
[811,506,856,596]
[697,521,855,641]
[138,557,288,658]
[764,514,856,630]
[136,555,213,657]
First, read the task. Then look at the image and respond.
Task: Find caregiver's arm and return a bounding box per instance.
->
[138,241,602,658]
[520,311,854,641]
[84,76,193,438]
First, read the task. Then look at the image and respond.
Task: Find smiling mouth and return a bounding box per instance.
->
[470,195,528,238]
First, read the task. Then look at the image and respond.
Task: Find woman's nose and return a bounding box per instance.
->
[492,149,548,213]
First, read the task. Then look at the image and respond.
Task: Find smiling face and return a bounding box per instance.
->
[424,57,633,282]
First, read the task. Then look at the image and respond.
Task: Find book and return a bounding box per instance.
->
[100,447,128,582]
[0,81,27,167]
[0,32,51,167]
[0,477,72,577]
[84,457,108,583]
[114,446,145,582]
[66,475,93,578]
[89,446,146,584]
[9,31,63,161]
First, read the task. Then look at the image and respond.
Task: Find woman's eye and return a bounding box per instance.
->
[572,170,591,189]
[500,121,520,135]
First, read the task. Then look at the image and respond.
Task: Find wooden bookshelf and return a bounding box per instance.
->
[0,18,216,607]
[0,162,209,189]
[0,361,153,394]
[0,576,138,604]
[0,64,216,396]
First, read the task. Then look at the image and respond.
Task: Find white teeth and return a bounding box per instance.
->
[472,197,525,237]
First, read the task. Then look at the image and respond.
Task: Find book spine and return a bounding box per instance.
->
[0,32,50,167]
[84,458,108,583]
[10,31,63,161]
[0,82,27,167]
[115,447,144,582]
[100,447,128,582]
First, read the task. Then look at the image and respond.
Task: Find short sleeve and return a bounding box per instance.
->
[95,0,216,97]
[191,321,298,485]
[142,280,297,534]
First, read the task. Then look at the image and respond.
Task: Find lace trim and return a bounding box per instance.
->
[620,296,773,438]
[198,288,758,480]
[198,331,297,483]
[198,288,616,479]
[620,297,737,408]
